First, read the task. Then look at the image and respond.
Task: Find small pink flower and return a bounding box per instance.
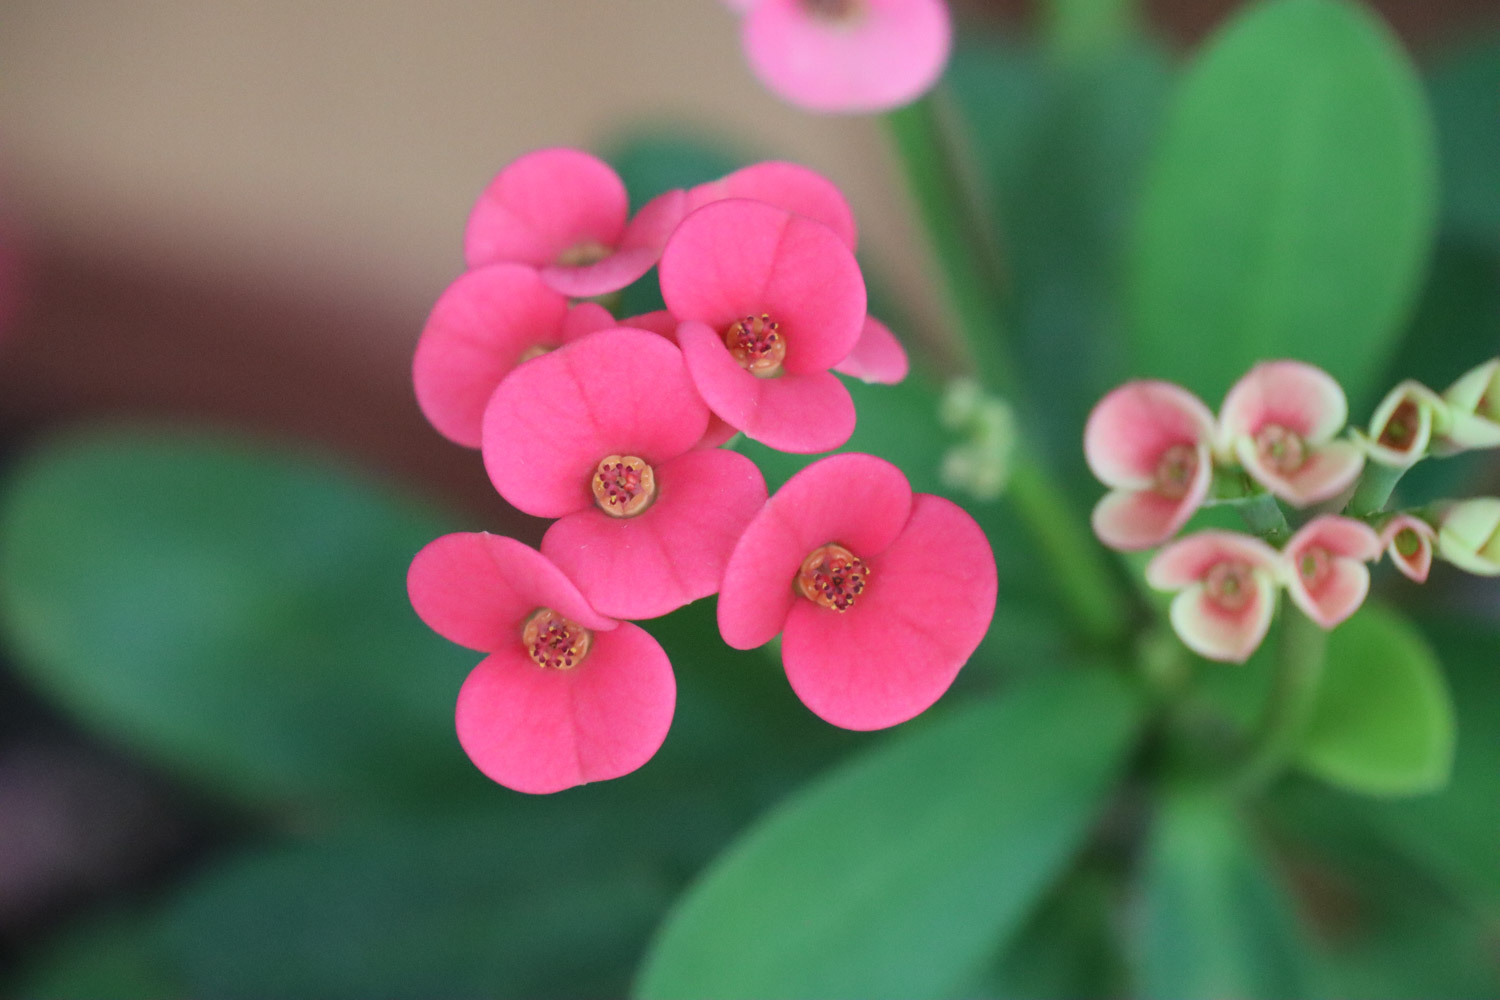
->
[738,0,953,114]
[463,147,685,298]
[1379,513,1437,584]
[1355,379,1449,468]
[1440,357,1500,451]
[1146,531,1280,663]
[1084,380,1216,551]
[407,533,675,794]
[1218,360,1364,507]
[482,328,767,619]
[660,199,867,453]
[413,264,615,447]
[1279,515,1380,628]
[718,453,996,730]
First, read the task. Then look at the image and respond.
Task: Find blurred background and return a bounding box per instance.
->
[0,1,1498,996]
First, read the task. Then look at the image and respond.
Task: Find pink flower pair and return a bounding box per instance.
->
[1085,361,1364,551]
[725,0,952,114]
[1147,516,1381,663]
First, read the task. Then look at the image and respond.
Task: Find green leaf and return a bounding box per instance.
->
[1427,38,1500,249]
[1295,607,1455,796]
[9,910,185,1000]
[1128,0,1437,405]
[634,668,1142,1000]
[0,427,477,814]
[1138,787,1308,1000]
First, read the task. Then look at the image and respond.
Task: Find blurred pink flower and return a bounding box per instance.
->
[718,453,995,730]
[1379,513,1436,584]
[1279,515,1380,628]
[413,264,615,447]
[464,147,685,298]
[1147,530,1280,663]
[660,199,866,453]
[1084,380,1216,551]
[408,533,675,794]
[1218,360,1364,507]
[482,327,767,619]
[736,0,953,114]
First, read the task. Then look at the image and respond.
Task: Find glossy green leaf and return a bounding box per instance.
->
[634,668,1142,1000]
[1129,0,1437,405]
[1296,607,1455,797]
[1138,787,1308,1000]
[1427,39,1500,249]
[0,427,476,814]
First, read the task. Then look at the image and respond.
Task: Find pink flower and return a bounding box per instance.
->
[1146,531,1280,663]
[1084,380,1216,551]
[1379,513,1437,584]
[1440,357,1500,451]
[660,199,867,453]
[463,147,685,298]
[717,453,996,730]
[1355,379,1448,468]
[482,327,767,619]
[407,533,675,794]
[737,0,953,115]
[413,264,616,447]
[686,161,858,251]
[1218,360,1364,507]
[1279,515,1380,628]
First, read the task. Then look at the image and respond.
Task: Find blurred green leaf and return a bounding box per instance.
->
[1137,787,1309,1000]
[9,910,184,1000]
[1295,606,1455,796]
[0,427,476,815]
[1427,38,1500,249]
[1128,0,1437,406]
[634,668,1142,1000]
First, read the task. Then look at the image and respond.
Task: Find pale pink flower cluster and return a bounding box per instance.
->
[1086,358,1500,663]
[408,148,995,793]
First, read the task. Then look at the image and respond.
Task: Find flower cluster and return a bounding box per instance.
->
[409,148,996,793]
[1086,358,1500,663]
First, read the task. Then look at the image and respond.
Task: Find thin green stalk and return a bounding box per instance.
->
[1227,611,1327,796]
[1344,461,1407,519]
[883,94,1132,647]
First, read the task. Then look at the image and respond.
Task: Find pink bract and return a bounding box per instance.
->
[718,453,996,730]
[485,327,767,618]
[1280,516,1380,629]
[1084,380,1215,551]
[408,533,674,794]
[660,199,866,453]
[1379,513,1436,584]
[833,316,909,385]
[687,161,858,250]
[1146,530,1280,664]
[463,148,682,298]
[740,0,953,115]
[1218,360,1363,507]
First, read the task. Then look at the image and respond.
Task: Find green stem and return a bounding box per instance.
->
[1228,611,1328,796]
[883,94,1132,647]
[1344,461,1407,519]
[1233,492,1291,546]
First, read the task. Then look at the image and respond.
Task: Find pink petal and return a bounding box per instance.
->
[541,449,768,620]
[659,199,866,375]
[413,264,570,448]
[1379,514,1435,584]
[678,320,855,453]
[455,623,675,794]
[741,0,952,114]
[617,309,680,341]
[1285,556,1370,629]
[540,246,658,299]
[833,315,909,384]
[688,161,858,250]
[408,533,614,652]
[1237,438,1364,507]
[1285,514,1381,563]
[1091,485,1204,552]
[780,493,996,729]
[718,453,914,650]
[697,415,741,449]
[464,147,627,270]
[482,328,709,518]
[560,301,618,342]
[1146,530,1280,590]
[1084,381,1215,488]
[1218,360,1348,446]
[1168,573,1276,663]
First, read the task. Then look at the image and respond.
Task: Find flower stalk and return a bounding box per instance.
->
[1227,609,1327,796]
